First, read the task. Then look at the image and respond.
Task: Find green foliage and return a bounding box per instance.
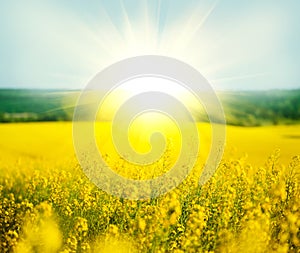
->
[218,90,300,126]
[0,89,300,126]
[0,89,78,122]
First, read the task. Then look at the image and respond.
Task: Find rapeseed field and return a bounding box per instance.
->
[0,122,299,252]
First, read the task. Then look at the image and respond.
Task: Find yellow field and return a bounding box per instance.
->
[1,122,299,167]
[0,122,299,252]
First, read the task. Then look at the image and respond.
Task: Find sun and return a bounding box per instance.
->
[96,76,202,122]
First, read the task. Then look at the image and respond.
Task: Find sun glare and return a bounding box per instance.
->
[97,76,202,122]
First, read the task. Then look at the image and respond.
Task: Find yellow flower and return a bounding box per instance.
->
[138,218,146,232]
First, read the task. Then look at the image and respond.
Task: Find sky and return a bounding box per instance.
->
[0,0,299,90]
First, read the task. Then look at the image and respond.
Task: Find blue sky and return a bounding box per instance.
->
[0,0,299,90]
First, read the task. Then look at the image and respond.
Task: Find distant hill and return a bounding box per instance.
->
[218,90,300,126]
[0,89,299,126]
[0,89,78,122]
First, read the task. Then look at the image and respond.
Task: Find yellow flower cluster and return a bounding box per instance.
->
[1,122,300,252]
[1,149,299,252]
